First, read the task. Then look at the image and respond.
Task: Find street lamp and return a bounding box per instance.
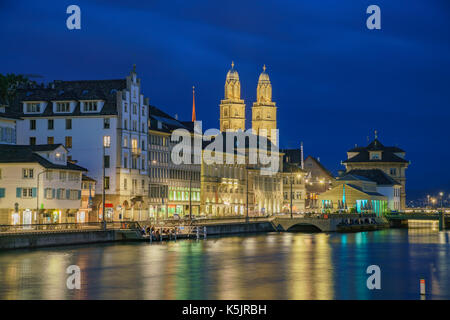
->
[36,169,49,225]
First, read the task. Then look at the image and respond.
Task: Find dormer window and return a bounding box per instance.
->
[83,101,97,112]
[370,152,381,160]
[56,102,70,112]
[26,103,40,113]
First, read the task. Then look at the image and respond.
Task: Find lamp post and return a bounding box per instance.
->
[36,169,49,225]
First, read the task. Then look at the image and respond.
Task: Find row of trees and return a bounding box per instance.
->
[0,73,36,106]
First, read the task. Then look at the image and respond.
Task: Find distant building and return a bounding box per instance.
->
[0,101,20,145]
[281,163,306,213]
[0,144,86,225]
[12,66,149,221]
[148,105,201,219]
[318,175,388,217]
[341,169,402,211]
[342,134,409,210]
[303,156,335,210]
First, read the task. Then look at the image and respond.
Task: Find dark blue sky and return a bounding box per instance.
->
[1,0,449,198]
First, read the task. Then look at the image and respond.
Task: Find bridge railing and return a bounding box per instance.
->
[0,221,141,234]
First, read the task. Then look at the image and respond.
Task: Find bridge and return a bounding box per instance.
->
[385,212,448,230]
[271,214,386,232]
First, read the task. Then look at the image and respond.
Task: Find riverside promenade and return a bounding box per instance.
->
[0,214,391,250]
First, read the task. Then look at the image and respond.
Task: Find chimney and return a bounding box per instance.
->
[174,113,178,120]
[317,157,320,162]
[338,170,345,177]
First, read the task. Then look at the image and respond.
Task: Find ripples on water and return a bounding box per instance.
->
[0,229,449,300]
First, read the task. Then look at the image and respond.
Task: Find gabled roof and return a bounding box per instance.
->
[148,105,190,133]
[82,174,96,182]
[305,156,334,178]
[348,139,405,153]
[11,79,127,117]
[345,184,385,197]
[344,169,401,186]
[0,145,87,171]
[344,138,408,164]
[27,144,66,152]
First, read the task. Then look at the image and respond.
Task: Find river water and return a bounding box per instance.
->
[0,229,449,300]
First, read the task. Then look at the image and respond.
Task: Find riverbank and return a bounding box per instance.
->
[0,218,390,250]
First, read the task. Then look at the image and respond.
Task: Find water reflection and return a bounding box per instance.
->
[0,229,449,300]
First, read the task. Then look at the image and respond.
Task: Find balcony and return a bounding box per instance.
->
[131,148,141,156]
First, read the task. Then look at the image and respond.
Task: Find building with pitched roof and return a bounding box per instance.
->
[12,66,150,221]
[342,133,409,210]
[0,144,86,224]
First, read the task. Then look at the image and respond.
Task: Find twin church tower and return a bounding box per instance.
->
[219,62,277,142]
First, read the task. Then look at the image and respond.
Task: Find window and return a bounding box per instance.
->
[83,101,97,112]
[390,168,397,176]
[66,119,72,130]
[69,190,79,200]
[69,172,79,182]
[124,178,127,190]
[370,152,381,160]
[133,103,137,114]
[124,103,128,112]
[56,102,70,112]
[104,177,110,190]
[57,188,66,199]
[47,137,54,144]
[23,169,34,179]
[45,170,53,180]
[124,155,128,168]
[104,118,110,129]
[22,188,34,198]
[141,140,145,151]
[124,119,128,130]
[48,119,54,130]
[45,188,54,199]
[59,171,66,181]
[141,159,145,170]
[142,106,145,116]
[30,119,36,130]
[123,137,128,147]
[103,135,111,147]
[132,157,137,169]
[0,168,2,179]
[65,136,72,148]
[104,155,110,168]
[26,103,40,113]
[142,123,145,133]
[132,120,137,131]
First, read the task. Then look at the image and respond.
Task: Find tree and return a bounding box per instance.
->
[0,73,36,106]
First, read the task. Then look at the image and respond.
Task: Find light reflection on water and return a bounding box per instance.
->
[0,229,449,300]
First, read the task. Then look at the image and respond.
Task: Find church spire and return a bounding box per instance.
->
[192,86,196,122]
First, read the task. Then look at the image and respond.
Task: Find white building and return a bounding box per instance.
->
[0,144,86,225]
[14,66,149,220]
[0,104,19,145]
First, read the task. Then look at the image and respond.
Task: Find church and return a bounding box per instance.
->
[200,62,284,216]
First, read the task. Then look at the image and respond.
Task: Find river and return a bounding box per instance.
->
[0,229,449,299]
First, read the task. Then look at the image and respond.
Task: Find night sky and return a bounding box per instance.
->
[1,0,449,199]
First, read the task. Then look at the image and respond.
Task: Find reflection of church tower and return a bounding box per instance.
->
[220,62,246,132]
[252,65,277,141]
